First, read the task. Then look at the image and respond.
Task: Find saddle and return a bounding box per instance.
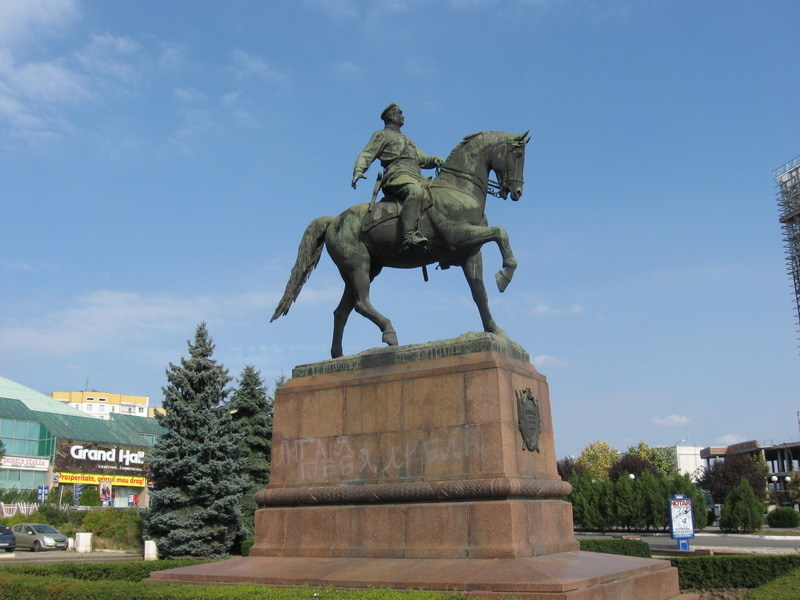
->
[361,180,434,234]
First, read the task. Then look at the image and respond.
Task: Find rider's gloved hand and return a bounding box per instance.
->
[351,172,367,189]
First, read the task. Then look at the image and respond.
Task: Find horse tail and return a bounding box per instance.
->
[270,216,334,322]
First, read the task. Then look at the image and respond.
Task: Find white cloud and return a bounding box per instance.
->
[334,61,361,81]
[231,49,289,87]
[173,87,206,103]
[0,259,35,273]
[74,34,142,83]
[0,0,79,48]
[0,290,277,356]
[532,354,566,368]
[715,433,746,445]
[652,414,691,427]
[156,44,184,71]
[7,59,92,104]
[531,302,584,316]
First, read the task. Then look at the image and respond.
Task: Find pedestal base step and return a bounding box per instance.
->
[149,551,684,599]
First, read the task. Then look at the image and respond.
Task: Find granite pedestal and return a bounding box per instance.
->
[150,334,689,599]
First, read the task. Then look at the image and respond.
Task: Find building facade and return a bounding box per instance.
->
[701,439,799,500]
[50,390,151,420]
[1,376,165,507]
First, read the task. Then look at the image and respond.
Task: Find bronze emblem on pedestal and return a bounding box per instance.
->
[515,387,541,452]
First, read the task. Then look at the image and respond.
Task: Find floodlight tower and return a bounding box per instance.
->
[774,156,800,351]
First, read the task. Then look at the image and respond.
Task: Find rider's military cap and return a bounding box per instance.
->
[380,103,401,121]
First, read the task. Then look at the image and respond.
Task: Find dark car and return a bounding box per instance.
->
[11,523,68,551]
[0,525,14,552]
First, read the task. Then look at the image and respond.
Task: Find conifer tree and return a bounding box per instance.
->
[229,365,274,537]
[144,323,250,558]
[719,478,764,533]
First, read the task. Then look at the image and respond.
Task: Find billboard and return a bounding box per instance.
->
[54,439,148,477]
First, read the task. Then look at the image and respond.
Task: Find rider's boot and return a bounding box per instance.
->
[400,196,427,248]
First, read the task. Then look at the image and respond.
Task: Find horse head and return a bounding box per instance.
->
[492,131,530,201]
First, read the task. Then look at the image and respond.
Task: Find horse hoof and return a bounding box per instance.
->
[495,270,511,293]
[382,330,398,346]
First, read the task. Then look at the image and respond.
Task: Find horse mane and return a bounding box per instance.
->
[444,131,512,164]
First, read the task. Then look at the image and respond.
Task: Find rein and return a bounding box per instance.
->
[436,139,523,199]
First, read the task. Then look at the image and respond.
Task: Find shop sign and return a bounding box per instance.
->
[55,440,148,476]
[0,456,50,471]
[56,472,146,487]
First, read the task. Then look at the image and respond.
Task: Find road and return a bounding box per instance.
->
[1,528,798,564]
[579,526,800,555]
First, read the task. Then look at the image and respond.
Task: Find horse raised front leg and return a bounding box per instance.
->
[445,223,518,293]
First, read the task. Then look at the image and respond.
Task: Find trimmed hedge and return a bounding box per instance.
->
[669,555,800,590]
[0,560,208,581]
[743,566,800,599]
[578,538,651,558]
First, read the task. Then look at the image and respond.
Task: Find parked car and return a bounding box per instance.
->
[11,523,68,551]
[0,525,15,552]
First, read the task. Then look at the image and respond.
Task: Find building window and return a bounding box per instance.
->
[86,397,94,401]
[98,405,105,412]
[99,397,106,402]
[0,418,50,457]
[138,407,145,414]
[86,404,92,411]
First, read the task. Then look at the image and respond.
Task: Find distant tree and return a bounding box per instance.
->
[568,472,615,532]
[636,470,667,531]
[577,441,619,481]
[627,441,679,478]
[557,456,585,480]
[609,454,659,482]
[229,366,274,539]
[0,440,5,462]
[614,471,644,530]
[700,453,769,504]
[144,323,250,559]
[788,471,800,503]
[719,478,764,533]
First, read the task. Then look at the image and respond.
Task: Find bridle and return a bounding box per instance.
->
[437,137,525,200]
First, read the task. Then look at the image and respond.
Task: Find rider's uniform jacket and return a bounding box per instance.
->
[352,124,440,189]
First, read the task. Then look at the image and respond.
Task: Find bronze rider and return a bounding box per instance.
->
[351,103,443,248]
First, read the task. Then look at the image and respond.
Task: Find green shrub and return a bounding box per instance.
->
[743,566,800,599]
[766,506,800,528]
[81,509,143,549]
[578,538,651,558]
[719,478,764,533]
[80,488,102,506]
[240,538,255,556]
[670,555,800,590]
[2,510,48,526]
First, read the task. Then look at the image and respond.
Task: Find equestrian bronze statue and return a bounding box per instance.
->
[271,122,530,359]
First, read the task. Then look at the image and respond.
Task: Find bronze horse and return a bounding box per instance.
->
[271,130,529,358]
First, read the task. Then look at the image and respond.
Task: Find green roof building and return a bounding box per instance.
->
[0,376,166,507]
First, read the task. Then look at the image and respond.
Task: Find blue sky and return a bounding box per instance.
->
[1,0,798,458]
